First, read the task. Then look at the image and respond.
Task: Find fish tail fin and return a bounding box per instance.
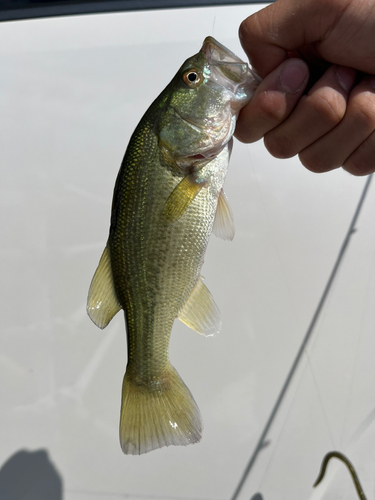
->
[119,364,203,455]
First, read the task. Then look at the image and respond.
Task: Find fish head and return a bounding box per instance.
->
[157,36,260,167]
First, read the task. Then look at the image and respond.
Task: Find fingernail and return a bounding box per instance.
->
[278,59,308,93]
[335,66,356,93]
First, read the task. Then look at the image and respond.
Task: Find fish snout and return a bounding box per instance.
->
[201,36,260,104]
[202,36,244,66]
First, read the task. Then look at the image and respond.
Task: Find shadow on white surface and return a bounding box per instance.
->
[0,449,62,499]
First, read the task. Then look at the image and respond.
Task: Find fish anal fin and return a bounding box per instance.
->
[213,188,235,241]
[162,175,205,222]
[87,245,121,329]
[178,276,221,336]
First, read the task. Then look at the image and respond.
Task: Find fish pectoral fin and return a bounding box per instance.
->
[87,244,122,329]
[178,276,221,336]
[162,175,205,222]
[213,188,235,241]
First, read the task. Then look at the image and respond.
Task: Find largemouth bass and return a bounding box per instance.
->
[87,37,259,455]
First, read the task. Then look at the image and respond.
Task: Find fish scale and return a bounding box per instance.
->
[111,121,215,376]
[87,36,260,454]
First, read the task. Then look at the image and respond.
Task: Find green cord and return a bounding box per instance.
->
[313,451,367,500]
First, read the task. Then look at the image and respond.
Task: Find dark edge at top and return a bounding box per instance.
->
[0,0,273,22]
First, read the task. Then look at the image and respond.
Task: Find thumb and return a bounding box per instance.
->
[239,0,348,77]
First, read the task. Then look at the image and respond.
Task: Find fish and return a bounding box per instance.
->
[87,36,260,455]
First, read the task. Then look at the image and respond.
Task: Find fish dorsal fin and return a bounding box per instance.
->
[87,245,121,329]
[177,276,221,336]
[163,175,205,222]
[213,189,235,241]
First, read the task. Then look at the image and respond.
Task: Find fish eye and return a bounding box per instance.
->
[182,69,202,87]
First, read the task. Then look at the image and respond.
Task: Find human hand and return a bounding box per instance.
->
[235,0,375,176]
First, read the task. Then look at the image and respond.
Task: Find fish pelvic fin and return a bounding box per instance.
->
[213,189,235,241]
[162,175,205,222]
[119,364,203,455]
[178,276,221,336]
[87,245,121,329]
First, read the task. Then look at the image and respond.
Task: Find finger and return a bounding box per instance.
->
[235,58,309,144]
[239,0,349,76]
[344,130,375,175]
[264,65,357,158]
[299,77,375,173]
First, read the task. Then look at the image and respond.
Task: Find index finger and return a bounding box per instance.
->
[239,0,348,77]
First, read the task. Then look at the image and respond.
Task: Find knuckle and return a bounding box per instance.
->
[235,90,291,145]
[350,92,375,129]
[239,19,252,41]
[234,123,256,144]
[343,160,371,176]
[239,9,267,41]
[235,106,264,144]
[322,0,350,13]
[255,90,287,125]
[343,139,375,176]
[299,149,334,173]
[311,89,346,125]
[264,131,297,159]
[239,14,263,50]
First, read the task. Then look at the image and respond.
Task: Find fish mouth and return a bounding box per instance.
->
[201,36,260,103]
[202,36,247,67]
